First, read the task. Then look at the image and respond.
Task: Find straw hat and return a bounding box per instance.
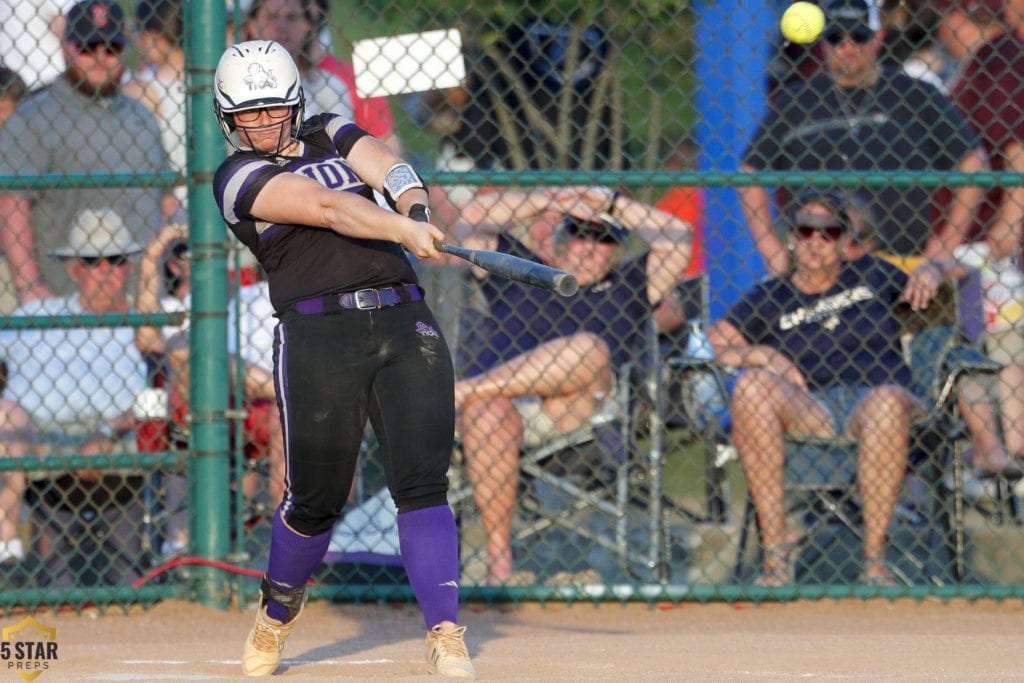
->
[51,209,143,258]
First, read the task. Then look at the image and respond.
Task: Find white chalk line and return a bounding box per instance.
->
[91,657,401,681]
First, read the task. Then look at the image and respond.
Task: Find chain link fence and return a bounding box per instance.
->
[0,0,1022,611]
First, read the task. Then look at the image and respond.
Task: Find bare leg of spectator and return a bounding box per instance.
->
[731,369,831,586]
[958,375,1019,476]
[455,333,613,584]
[455,332,613,429]
[849,386,920,584]
[460,395,522,584]
[239,363,286,506]
[998,362,1024,459]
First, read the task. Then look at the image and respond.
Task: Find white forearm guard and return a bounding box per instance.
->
[382,163,424,207]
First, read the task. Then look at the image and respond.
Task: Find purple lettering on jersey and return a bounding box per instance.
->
[297,159,360,190]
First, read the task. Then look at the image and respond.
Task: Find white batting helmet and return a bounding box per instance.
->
[214,40,305,149]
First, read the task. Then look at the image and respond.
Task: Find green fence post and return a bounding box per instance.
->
[188,0,230,608]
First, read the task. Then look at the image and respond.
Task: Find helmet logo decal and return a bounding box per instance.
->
[91,3,110,27]
[244,63,278,91]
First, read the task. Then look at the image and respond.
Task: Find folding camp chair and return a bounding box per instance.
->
[447,310,683,583]
[730,284,1002,585]
[659,274,732,524]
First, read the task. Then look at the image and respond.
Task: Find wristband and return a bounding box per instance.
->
[409,203,431,223]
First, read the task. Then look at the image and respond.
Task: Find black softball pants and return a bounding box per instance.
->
[273,300,455,536]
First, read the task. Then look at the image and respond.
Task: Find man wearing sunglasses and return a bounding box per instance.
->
[0,0,172,304]
[0,208,157,588]
[449,186,692,585]
[739,0,987,276]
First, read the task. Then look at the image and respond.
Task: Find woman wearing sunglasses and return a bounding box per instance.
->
[708,190,962,587]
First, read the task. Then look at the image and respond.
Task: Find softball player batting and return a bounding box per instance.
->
[212,40,474,678]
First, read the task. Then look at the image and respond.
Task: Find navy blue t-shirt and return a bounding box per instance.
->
[724,255,912,390]
[742,69,978,256]
[462,235,652,377]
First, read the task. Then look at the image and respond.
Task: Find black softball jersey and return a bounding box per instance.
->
[213,113,420,314]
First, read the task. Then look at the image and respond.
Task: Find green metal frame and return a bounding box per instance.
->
[2,0,1023,608]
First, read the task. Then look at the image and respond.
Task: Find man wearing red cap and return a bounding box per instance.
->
[0,0,172,302]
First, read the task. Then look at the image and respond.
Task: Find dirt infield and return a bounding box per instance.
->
[9,597,1023,680]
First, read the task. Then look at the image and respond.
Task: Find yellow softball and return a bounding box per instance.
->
[781,2,826,44]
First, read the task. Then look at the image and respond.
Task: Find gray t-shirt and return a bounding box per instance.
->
[0,77,170,294]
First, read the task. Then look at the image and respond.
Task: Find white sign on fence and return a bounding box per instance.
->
[352,28,465,98]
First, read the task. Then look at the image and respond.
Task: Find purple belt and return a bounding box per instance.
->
[292,284,424,314]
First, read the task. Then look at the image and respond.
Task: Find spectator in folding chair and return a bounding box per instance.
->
[451,186,693,585]
[0,208,152,586]
[134,223,190,378]
[134,225,285,546]
[225,275,289,508]
[131,222,191,554]
[162,336,283,519]
[707,191,1020,588]
[841,190,1023,483]
[946,0,1024,465]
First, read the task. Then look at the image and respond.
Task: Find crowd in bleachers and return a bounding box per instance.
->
[0,0,1020,600]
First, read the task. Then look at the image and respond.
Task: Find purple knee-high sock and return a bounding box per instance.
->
[265,507,331,622]
[398,504,460,628]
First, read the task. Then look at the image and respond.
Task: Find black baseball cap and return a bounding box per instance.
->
[795,188,848,211]
[823,0,882,35]
[792,210,849,231]
[64,0,128,47]
[791,189,852,232]
[561,213,629,245]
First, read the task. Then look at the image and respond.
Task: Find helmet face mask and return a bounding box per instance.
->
[214,40,305,154]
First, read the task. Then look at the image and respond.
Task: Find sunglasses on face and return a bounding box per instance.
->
[79,255,129,267]
[792,225,847,242]
[233,107,292,124]
[823,26,875,46]
[76,42,126,56]
[569,231,621,245]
